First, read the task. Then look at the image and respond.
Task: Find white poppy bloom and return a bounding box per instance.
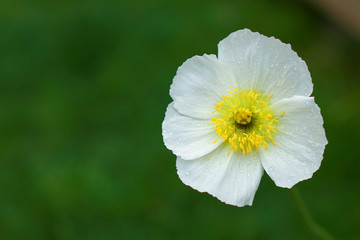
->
[162,29,327,207]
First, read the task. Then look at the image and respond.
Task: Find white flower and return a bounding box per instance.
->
[162,29,327,207]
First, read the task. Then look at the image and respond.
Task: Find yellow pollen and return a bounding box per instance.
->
[211,88,283,154]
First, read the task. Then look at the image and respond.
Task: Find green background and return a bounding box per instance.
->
[0,0,359,239]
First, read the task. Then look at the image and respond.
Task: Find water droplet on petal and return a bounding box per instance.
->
[185,171,190,176]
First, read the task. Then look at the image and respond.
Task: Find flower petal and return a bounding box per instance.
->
[176,145,264,207]
[218,29,313,101]
[162,102,222,160]
[170,54,237,119]
[259,96,327,188]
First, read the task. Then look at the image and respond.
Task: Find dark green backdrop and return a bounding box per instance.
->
[0,0,359,239]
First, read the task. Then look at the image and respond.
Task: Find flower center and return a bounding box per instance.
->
[211,88,282,154]
[234,108,252,125]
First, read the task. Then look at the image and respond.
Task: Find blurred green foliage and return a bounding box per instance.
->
[0,0,359,239]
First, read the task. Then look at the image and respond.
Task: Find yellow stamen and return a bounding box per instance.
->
[211,88,283,154]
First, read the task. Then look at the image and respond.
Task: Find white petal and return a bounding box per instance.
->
[170,54,237,119]
[218,29,313,101]
[162,102,222,160]
[259,96,327,188]
[177,145,264,207]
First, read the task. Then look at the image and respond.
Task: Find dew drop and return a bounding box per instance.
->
[185,171,190,176]
[268,166,274,172]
